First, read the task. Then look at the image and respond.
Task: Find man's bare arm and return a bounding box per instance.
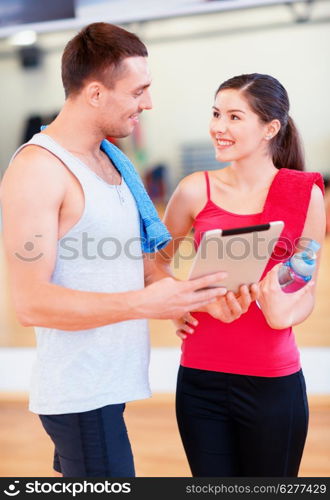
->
[143,252,173,286]
[1,148,227,330]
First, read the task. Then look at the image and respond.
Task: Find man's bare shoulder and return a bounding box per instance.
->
[1,145,67,201]
[6,144,67,178]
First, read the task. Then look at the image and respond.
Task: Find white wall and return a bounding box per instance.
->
[0,49,64,173]
[1,346,329,394]
[0,4,329,186]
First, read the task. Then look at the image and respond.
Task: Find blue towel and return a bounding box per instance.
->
[100,140,172,253]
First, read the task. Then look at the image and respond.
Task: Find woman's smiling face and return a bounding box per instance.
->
[209,88,271,164]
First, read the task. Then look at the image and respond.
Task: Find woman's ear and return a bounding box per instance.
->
[264,119,281,140]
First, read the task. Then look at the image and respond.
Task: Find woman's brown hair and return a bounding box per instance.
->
[216,73,304,171]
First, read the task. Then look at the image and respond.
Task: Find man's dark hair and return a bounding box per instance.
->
[61,22,148,98]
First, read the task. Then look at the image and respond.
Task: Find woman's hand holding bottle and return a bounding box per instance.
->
[256,264,315,329]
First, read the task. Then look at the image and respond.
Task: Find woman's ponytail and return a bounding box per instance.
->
[272,116,305,171]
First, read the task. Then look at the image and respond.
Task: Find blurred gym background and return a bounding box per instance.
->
[0,0,329,476]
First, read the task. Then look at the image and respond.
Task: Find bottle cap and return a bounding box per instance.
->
[291,239,319,276]
[307,239,320,253]
[302,240,320,265]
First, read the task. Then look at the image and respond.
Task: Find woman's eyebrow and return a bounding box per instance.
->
[212,106,246,114]
[227,109,246,114]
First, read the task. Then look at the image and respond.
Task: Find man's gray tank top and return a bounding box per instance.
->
[12,133,151,414]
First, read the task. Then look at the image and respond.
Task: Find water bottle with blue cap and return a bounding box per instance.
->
[278,239,320,292]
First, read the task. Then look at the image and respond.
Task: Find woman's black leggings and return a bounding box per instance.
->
[176,366,309,477]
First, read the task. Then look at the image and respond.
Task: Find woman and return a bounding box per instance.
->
[156,73,325,477]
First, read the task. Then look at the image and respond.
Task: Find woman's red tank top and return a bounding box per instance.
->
[181,168,324,377]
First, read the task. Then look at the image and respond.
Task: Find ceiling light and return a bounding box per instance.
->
[9,30,37,46]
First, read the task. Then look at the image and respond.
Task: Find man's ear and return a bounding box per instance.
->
[85,81,103,108]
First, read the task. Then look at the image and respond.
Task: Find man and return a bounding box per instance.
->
[0,23,226,477]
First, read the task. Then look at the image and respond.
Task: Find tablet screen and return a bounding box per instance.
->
[188,221,284,293]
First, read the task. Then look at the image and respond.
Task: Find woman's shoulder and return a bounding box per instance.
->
[277,168,324,195]
[176,171,207,198]
[171,171,209,218]
[179,170,206,185]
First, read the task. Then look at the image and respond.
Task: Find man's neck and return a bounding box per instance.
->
[41,101,105,157]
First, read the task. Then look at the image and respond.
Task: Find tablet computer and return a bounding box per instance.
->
[188,221,284,293]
